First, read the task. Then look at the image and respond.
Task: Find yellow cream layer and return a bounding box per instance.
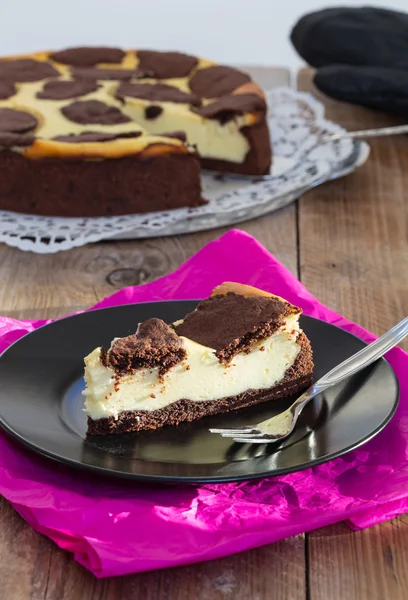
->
[83,315,301,420]
[1,80,185,153]
[120,97,250,163]
[1,75,251,162]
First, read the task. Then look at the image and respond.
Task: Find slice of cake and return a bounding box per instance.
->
[83,283,313,435]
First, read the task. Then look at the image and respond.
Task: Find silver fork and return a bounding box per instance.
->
[209,317,408,444]
[323,124,408,143]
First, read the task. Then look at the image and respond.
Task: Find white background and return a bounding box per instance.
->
[1,1,407,68]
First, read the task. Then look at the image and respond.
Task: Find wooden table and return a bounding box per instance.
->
[1,67,408,600]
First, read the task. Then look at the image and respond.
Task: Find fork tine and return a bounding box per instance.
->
[232,437,273,444]
[209,427,257,435]
[220,431,265,439]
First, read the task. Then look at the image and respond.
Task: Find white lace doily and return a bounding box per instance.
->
[0,88,369,253]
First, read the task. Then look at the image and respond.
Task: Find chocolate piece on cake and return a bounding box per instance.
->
[84,282,314,435]
[50,46,125,67]
[107,318,186,376]
[0,46,271,217]
[174,282,300,363]
[135,50,198,79]
[0,58,59,82]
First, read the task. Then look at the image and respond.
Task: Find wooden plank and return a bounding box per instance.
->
[308,520,408,600]
[44,538,306,600]
[1,67,306,600]
[0,204,298,319]
[0,500,53,600]
[297,68,408,348]
[297,68,408,599]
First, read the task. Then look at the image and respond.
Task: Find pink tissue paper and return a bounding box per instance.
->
[0,230,408,578]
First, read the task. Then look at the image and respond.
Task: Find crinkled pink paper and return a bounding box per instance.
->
[1,230,408,578]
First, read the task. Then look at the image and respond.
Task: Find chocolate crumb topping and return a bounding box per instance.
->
[72,67,140,81]
[100,346,108,367]
[175,292,298,363]
[145,105,162,119]
[0,81,17,100]
[136,50,198,79]
[53,131,142,143]
[36,79,99,100]
[0,132,35,148]
[158,131,187,142]
[189,65,251,98]
[0,108,37,133]
[50,46,125,67]
[108,318,186,376]
[116,82,201,105]
[194,93,266,124]
[61,100,131,125]
[0,58,59,82]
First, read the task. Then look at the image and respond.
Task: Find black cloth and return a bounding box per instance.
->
[290,7,408,114]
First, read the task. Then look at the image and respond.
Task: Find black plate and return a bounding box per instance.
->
[0,301,399,483]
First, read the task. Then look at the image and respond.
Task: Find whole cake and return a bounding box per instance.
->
[83,283,313,436]
[0,47,272,217]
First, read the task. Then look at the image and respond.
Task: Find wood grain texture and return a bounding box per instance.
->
[44,538,305,600]
[308,520,408,600]
[0,68,306,600]
[0,500,52,600]
[298,68,408,599]
[297,68,408,349]
[0,206,298,320]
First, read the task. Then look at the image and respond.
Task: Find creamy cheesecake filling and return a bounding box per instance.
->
[120,98,250,163]
[2,78,251,162]
[2,80,144,138]
[83,315,301,420]
[0,50,271,174]
[3,81,185,154]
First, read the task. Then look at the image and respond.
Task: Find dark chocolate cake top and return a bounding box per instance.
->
[53,131,142,143]
[144,105,163,119]
[189,65,251,98]
[116,82,201,105]
[71,67,140,81]
[61,100,131,125]
[0,81,17,100]
[36,79,99,100]
[194,93,266,123]
[0,58,59,82]
[0,108,38,132]
[0,132,35,147]
[50,46,125,67]
[107,318,186,376]
[136,50,198,79]
[157,130,187,142]
[175,291,299,362]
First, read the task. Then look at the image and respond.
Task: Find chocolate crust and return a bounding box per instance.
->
[201,119,272,176]
[86,333,314,435]
[0,150,203,217]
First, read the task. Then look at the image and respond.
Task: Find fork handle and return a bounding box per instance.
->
[310,316,408,396]
[325,124,408,142]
